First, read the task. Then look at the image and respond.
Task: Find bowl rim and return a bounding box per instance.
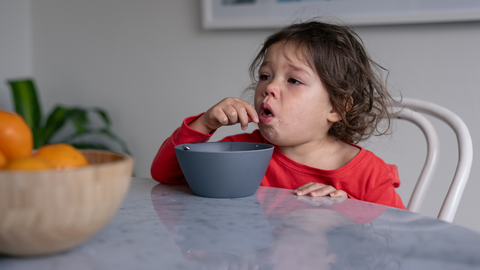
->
[174,142,274,153]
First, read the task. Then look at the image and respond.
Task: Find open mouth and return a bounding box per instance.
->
[259,104,275,124]
[260,103,274,116]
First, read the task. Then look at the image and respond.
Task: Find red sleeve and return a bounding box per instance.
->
[150,113,215,184]
[364,164,406,210]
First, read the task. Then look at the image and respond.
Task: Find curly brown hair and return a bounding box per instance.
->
[247,20,399,144]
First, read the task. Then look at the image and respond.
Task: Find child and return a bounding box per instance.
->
[151,20,406,210]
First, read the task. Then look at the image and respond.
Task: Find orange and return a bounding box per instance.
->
[0,149,7,169]
[3,156,55,171]
[33,143,89,169]
[0,109,33,160]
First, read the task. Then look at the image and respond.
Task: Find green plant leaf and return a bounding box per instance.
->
[43,107,94,145]
[98,128,131,155]
[93,108,111,127]
[59,127,131,155]
[68,108,89,134]
[56,128,90,144]
[42,106,70,146]
[8,78,42,130]
[31,127,46,149]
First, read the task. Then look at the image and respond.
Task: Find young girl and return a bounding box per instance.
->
[151,20,406,210]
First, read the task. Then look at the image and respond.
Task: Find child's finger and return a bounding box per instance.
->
[213,106,235,126]
[293,182,316,195]
[243,102,259,123]
[234,99,259,127]
[295,182,316,190]
[232,104,250,130]
[213,110,229,126]
[294,183,322,196]
[223,105,240,125]
[309,185,336,197]
[329,190,348,198]
[207,104,229,126]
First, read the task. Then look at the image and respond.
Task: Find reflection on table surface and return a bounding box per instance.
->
[2,177,480,270]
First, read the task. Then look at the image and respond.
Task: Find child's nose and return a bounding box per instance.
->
[264,81,279,98]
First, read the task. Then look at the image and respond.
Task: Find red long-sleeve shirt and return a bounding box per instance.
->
[151,114,406,210]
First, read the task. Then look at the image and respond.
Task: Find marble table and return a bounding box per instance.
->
[2,177,480,270]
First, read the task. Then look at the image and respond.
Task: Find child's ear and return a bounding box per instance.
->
[328,96,352,123]
[327,108,342,123]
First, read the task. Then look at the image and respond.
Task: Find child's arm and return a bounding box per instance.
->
[151,98,258,184]
[294,182,348,198]
[151,114,213,184]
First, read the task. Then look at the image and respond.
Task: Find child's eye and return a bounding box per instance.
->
[259,74,270,81]
[288,78,302,84]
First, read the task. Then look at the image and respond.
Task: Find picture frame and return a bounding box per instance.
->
[201,0,480,29]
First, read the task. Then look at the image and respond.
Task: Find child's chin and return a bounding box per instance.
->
[259,125,280,144]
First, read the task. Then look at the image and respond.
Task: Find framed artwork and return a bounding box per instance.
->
[201,0,480,29]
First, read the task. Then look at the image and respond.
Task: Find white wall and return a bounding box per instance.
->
[0,0,31,111]
[1,0,479,231]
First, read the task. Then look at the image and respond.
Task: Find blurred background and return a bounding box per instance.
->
[1,1,479,231]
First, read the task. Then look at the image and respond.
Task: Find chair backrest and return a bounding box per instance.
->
[390,98,473,223]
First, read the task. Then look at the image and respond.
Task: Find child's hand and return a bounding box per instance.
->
[294,182,348,198]
[191,97,259,134]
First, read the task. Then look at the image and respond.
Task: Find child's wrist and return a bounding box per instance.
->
[188,115,214,134]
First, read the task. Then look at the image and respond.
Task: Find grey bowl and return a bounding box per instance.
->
[174,142,274,198]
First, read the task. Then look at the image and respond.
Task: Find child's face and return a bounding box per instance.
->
[254,42,340,147]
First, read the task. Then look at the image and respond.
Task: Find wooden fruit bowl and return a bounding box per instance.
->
[0,150,134,257]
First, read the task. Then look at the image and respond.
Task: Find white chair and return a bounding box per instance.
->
[390,98,473,223]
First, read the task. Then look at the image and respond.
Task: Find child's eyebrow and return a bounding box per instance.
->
[260,61,312,77]
[287,64,312,77]
[260,61,270,68]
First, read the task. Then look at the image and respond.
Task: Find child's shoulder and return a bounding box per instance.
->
[349,144,397,174]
